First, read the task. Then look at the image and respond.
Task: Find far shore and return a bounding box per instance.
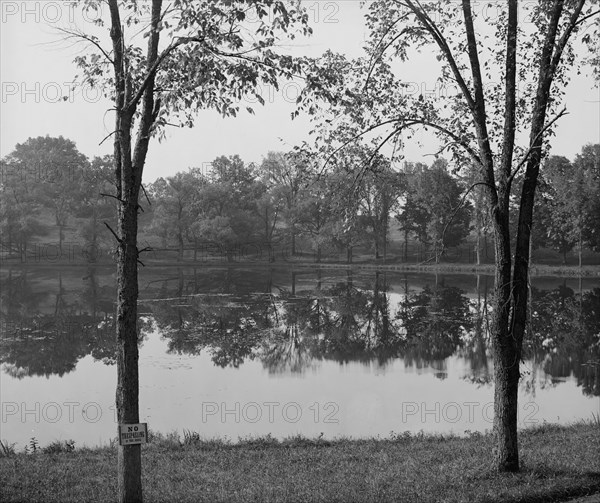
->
[1,257,599,277]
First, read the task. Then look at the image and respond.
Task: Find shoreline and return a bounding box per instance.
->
[1,422,598,502]
[1,259,599,277]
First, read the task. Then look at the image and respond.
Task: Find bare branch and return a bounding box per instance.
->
[574,8,600,26]
[56,27,114,65]
[104,221,122,244]
[413,119,482,165]
[423,141,463,158]
[100,192,125,204]
[99,130,119,146]
[314,118,403,178]
[141,184,152,207]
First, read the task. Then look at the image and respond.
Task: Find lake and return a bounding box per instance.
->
[1,265,598,449]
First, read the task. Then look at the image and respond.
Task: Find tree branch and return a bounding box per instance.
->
[98,130,119,146]
[398,0,476,111]
[141,184,152,207]
[500,0,518,184]
[56,27,114,65]
[507,107,568,186]
[100,192,126,204]
[438,181,494,260]
[550,0,586,74]
[104,221,122,244]
[574,8,600,26]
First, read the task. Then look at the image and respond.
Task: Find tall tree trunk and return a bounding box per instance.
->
[59,224,64,255]
[476,221,481,265]
[382,212,388,260]
[91,209,98,263]
[178,232,184,262]
[529,233,533,269]
[116,198,142,502]
[108,1,162,500]
[491,212,520,472]
[578,226,582,269]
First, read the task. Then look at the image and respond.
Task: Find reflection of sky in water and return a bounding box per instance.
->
[2,328,598,449]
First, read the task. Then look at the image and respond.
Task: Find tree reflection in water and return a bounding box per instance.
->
[1,267,598,397]
[0,268,117,377]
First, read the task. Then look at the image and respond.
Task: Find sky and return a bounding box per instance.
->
[1,0,599,184]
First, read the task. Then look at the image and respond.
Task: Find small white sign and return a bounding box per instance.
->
[118,423,148,446]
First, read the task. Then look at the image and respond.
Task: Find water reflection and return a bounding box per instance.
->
[1,268,116,378]
[1,267,598,397]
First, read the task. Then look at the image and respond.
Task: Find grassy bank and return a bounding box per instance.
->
[1,423,599,503]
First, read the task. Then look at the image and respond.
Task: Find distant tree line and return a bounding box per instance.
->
[0,136,115,262]
[1,136,598,265]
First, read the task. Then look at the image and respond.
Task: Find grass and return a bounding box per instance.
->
[1,423,599,503]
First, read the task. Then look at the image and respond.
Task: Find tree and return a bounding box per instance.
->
[396,162,429,261]
[73,155,117,262]
[193,155,263,260]
[537,145,600,264]
[295,174,336,262]
[536,155,578,263]
[1,136,86,256]
[396,160,471,263]
[0,156,47,259]
[575,144,600,254]
[259,151,312,257]
[298,0,597,471]
[69,1,311,500]
[149,169,205,261]
[461,162,492,265]
[356,154,404,260]
[327,167,367,263]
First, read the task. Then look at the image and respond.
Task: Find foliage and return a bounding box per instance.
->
[43,440,76,454]
[148,168,206,258]
[0,440,16,458]
[397,160,472,262]
[71,0,312,138]
[0,137,117,262]
[293,0,599,471]
[536,144,600,261]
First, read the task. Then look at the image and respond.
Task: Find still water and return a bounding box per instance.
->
[1,266,598,448]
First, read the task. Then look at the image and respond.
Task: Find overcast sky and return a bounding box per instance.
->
[1,1,598,183]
